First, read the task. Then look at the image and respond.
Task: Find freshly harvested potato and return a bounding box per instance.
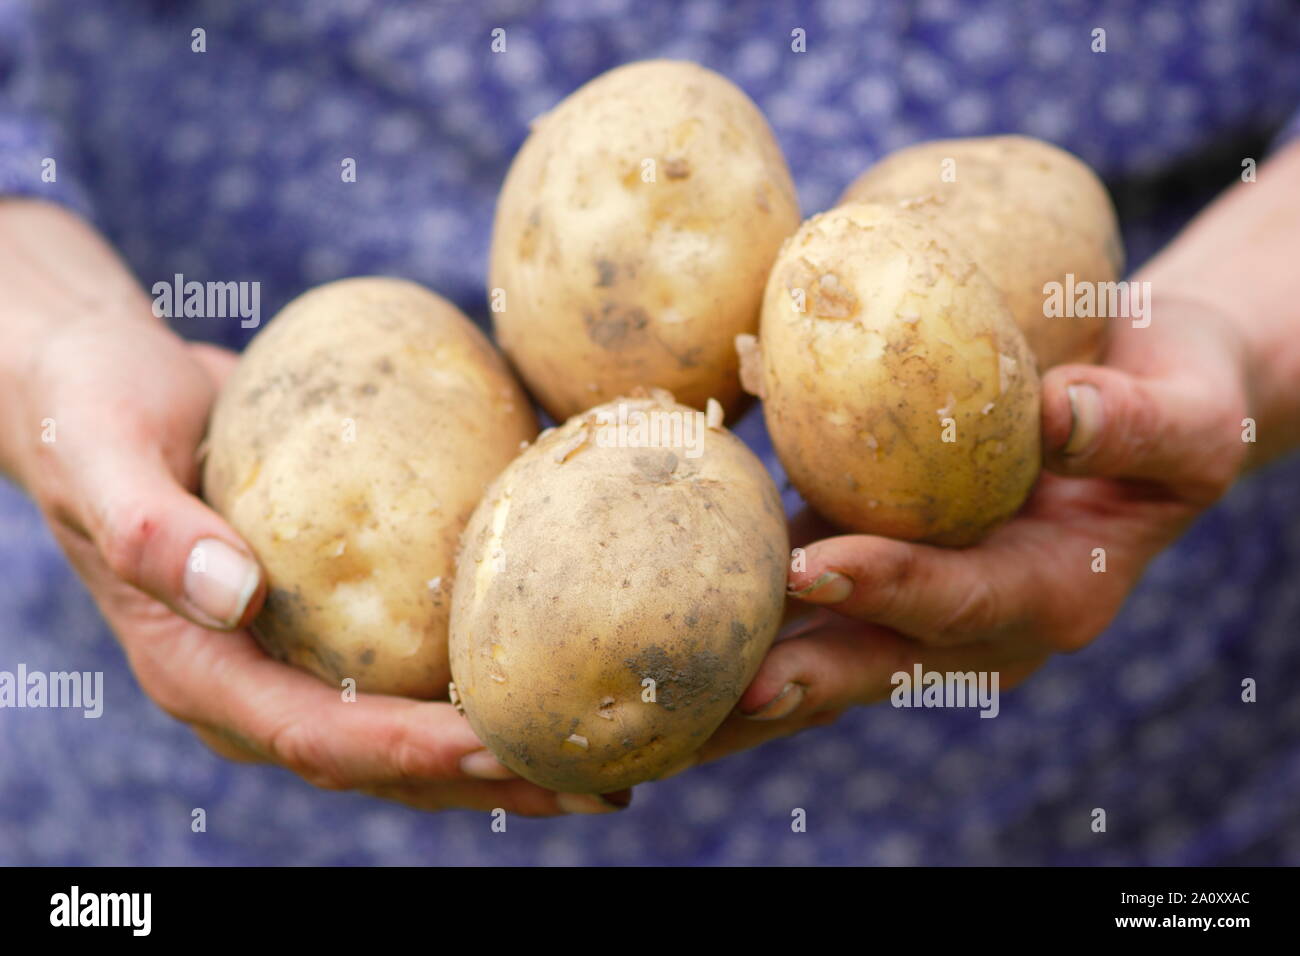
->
[203,278,537,698]
[489,59,800,422]
[839,135,1123,369]
[744,202,1040,546]
[449,392,788,793]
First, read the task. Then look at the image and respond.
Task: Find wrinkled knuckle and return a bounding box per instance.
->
[932,578,1001,643]
[882,542,919,588]
[100,502,158,586]
[268,720,349,791]
[876,543,920,611]
[388,732,436,782]
[1117,384,1162,468]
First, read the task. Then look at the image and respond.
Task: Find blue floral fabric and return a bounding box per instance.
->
[1,0,1299,865]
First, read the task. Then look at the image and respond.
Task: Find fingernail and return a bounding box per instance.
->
[744,681,805,721]
[557,790,632,814]
[459,749,518,780]
[788,571,853,604]
[184,538,260,628]
[1064,384,1103,456]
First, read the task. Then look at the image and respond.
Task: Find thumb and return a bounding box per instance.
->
[186,341,240,389]
[1041,362,1244,500]
[82,448,265,630]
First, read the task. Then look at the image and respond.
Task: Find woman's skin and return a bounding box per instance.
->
[2,142,1297,815]
[702,139,1300,763]
[0,200,627,816]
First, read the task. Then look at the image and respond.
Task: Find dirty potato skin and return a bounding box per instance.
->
[203,278,537,698]
[489,60,800,423]
[449,393,788,793]
[839,135,1124,369]
[748,202,1040,546]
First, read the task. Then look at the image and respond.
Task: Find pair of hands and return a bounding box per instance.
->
[15,283,1249,816]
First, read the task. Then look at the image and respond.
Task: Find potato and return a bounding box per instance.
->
[489,59,800,422]
[839,135,1123,369]
[203,278,537,698]
[743,202,1040,546]
[449,392,788,793]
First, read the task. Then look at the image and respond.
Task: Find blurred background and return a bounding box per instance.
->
[1,0,1298,864]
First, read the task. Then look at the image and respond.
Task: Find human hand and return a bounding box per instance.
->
[0,200,626,815]
[696,293,1251,762]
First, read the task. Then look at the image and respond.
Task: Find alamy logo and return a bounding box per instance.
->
[1042,273,1152,328]
[592,402,706,459]
[890,664,1000,718]
[0,664,102,718]
[50,886,151,936]
[151,273,261,328]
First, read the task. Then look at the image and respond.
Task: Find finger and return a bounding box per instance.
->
[84,577,540,793]
[698,624,1045,764]
[47,470,557,800]
[1041,361,1243,499]
[738,624,1040,715]
[364,780,633,817]
[187,342,240,388]
[181,636,625,805]
[78,448,266,630]
[160,631,531,789]
[787,534,1041,646]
